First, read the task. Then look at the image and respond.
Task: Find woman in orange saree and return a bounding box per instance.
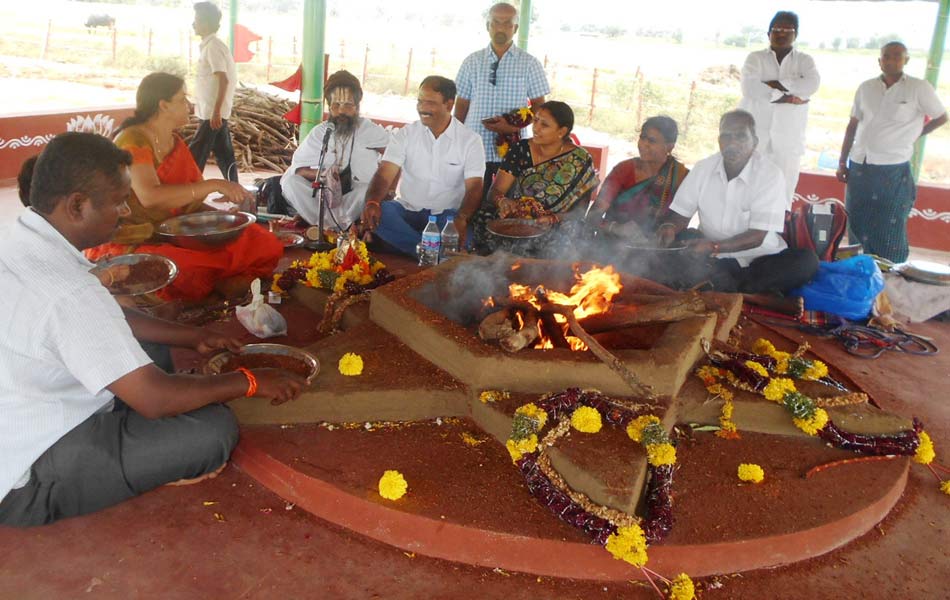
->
[86,72,283,301]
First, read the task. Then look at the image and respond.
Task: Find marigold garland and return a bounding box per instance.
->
[913,431,935,465]
[271,238,391,295]
[338,352,364,376]
[604,523,649,568]
[378,470,408,500]
[479,389,509,404]
[668,573,696,600]
[626,415,661,443]
[494,106,534,158]
[570,406,603,433]
[646,443,677,467]
[940,480,950,496]
[752,337,828,381]
[738,463,765,483]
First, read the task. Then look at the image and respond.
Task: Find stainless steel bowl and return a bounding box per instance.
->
[204,343,320,384]
[90,253,178,296]
[894,260,950,286]
[157,211,256,250]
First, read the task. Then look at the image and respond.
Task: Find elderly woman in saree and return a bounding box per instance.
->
[86,72,283,301]
[588,115,688,245]
[471,101,599,255]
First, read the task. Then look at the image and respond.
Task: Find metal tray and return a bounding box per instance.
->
[90,253,178,296]
[204,343,320,384]
[894,260,950,286]
[275,231,305,248]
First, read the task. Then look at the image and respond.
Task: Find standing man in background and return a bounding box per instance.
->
[189,2,239,182]
[454,2,549,225]
[837,41,947,262]
[739,10,819,207]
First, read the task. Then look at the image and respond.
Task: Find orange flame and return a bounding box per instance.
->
[504,265,622,351]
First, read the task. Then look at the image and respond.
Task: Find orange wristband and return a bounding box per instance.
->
[237,367,258,397]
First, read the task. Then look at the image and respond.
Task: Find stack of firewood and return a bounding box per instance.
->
[181,86,299,174]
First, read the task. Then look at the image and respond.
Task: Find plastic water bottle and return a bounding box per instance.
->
[419,215,441,266]
[441,216,460,259]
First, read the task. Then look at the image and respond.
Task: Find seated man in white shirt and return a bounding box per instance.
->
[0,133,304,527]
[360,76,485,256]
[280,70,390,231]
[656,110,818,294]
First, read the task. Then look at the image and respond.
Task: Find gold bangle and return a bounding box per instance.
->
[190,184,197,201]
[365,199,381,207]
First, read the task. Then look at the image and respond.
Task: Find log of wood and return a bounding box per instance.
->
[578,294,707,334]
[499,309,541,352]
[478,308,516,341]
[540,303,656,399]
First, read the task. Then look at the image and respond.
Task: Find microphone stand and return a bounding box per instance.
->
[307,123,336,251]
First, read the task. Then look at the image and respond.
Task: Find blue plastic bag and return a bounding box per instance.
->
[789,255,884,320]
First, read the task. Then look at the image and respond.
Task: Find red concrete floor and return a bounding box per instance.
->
[0,182,948,598]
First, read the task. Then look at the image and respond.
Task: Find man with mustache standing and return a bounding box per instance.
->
[454,2,549,209]
[280,70,391,231]
[739,10,820,208]
[360,76,485,257]
[654,110,818,294]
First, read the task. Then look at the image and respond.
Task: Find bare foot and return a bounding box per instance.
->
[165,462,227,487]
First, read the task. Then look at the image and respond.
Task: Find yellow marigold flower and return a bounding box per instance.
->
[940,480,950,496]
[744,360,769,377]
[792,408,829,436]
[695,365,722,386]
[378,470,408,500]
[752,338,776,356]
[604,524,648,567]
[668,573,696,600]
[913,431,935,465]
[571,406,603,433]
[775,357,790,375]
[626,415,661,442]
[646,443,677,466]
[802,360,829,381]
[270,280,285,294]
[497,142,510,157]
[338,352,364,376]
[763,377,796,402]
[515,403,548,430]
[479,390,509,403]
[738,463,765,483]
[517,106,534,121]
[721,399,734,420]
[506,434,538,462]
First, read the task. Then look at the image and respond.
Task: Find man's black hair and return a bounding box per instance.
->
[17,155,38,207]
[720,109,757,135]
[882,40,908,54]
[420,75,457,102]
[194,2,222,31]
[29,132,132,215]
[769,11,799,33]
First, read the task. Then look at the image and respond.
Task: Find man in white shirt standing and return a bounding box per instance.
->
[280,70,390,231]
[360,76,485,256]
[656,110,818,294]
[189,2,239,181]
[0,133,303,527]
[836,41,947,262]
[739,11,820,207]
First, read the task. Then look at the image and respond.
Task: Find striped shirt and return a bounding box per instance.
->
[455,44,550,162]
[0,209,151,501]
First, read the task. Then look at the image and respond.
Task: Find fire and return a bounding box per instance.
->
[506,265,622,351]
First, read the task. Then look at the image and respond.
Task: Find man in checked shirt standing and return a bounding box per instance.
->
[454,2,549,229]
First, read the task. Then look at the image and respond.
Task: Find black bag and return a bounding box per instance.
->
[258,175,290,215]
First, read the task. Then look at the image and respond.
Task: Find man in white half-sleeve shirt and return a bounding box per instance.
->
[739,10,820,207]
[189,1,239,181]
[360,76,485,256]
[837,41,947,263]
[280,70,390,231]
[654,110,818,294]
[0,133,304,527]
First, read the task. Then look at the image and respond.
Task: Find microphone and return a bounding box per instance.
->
[321,121,335,149]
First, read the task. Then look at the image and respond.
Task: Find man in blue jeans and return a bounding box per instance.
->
[359,76,485,256]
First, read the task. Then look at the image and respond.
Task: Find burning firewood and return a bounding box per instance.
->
[499,309,540,352]
[577,293,707,334]
[478,307,517,341]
